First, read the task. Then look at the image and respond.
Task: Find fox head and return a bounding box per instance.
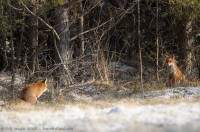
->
[37,79,48,92]
[165,54,177,66]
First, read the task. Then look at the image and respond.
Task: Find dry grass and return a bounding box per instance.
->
[93,80,114,88]
[122,80,168,93]
[2,94,200,112]
[184,79,200,87]
[123,79,200,93]
[1,101,66,112]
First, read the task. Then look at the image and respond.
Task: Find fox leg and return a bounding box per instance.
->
[168,74,174,87]
[177,81,180,85]
[177,79,181,86]
[172,78,176,87]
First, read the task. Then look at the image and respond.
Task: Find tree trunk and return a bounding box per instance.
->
[53,3,72,87]
[137,0,144,97]
[73,2,84,58]
[0,31,7,71]
[16,20,24,72]
[78,2,84,56]
[26,5,38,73]
[177,17,193,79]
[9,1,15,98]
[0,0,7,71]
[156,0,160,81]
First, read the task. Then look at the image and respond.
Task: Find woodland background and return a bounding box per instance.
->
[0,0,200,101]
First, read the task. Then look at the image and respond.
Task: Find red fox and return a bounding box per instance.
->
[165,55,185,86]
[20,79,48,104]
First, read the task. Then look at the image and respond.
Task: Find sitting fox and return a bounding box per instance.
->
[165,55,185,86]
[20,79,48,104]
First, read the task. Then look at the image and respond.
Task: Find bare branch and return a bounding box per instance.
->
[3,2,23,11]
[70,19,112,41]
[71,3,136,42]
[21,3,60,41]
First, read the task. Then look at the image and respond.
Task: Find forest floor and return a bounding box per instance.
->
[0,66,200,132]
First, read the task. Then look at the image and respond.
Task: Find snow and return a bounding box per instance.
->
[1,86,200,132]
[109,61,133,71]
[134,86,200,99]
[1,102,200,132]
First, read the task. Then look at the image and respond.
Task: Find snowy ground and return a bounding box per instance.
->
[1,86,200,132]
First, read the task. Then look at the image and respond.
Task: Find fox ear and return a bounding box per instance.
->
[165,54,169,59]
[172,54,175,59]
[43,79,47,84]
[165,53,171,58]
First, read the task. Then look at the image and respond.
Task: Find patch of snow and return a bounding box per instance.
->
[139,87,200,99]
[0,101,5,105]
[0,72,24,87]
[109,61,134,71]
[1,102,200,132]
[0,86,4,90]
[107,106,122,114]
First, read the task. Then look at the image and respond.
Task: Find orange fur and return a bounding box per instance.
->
[165,55,185,86]
[20,79,48,104]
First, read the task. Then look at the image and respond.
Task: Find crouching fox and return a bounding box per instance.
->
[20,79,48,104]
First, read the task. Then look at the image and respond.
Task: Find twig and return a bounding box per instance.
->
[70,19,112,41]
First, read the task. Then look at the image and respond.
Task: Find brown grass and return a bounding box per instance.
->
[122,80,168,93]
[2,95,200,112]
[123,79,200,93]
